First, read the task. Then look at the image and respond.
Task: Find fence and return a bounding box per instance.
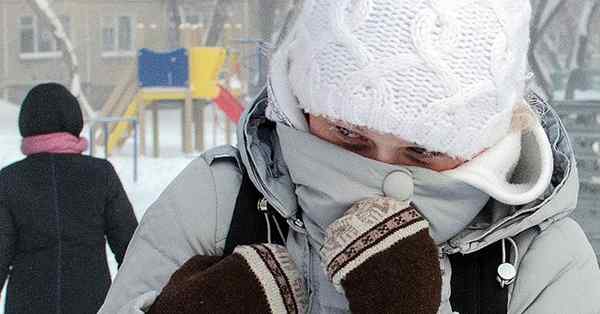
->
[88,117,139,182]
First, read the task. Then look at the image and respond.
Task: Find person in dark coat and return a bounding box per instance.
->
[0,83,138,314]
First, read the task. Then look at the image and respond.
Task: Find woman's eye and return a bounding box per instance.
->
[407,147,427,155]
[407,147,443,159]
[335,126,362,139]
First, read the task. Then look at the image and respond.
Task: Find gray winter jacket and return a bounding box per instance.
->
[99,92,600,314]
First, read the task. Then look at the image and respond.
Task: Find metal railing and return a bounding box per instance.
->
[87,117,139,182]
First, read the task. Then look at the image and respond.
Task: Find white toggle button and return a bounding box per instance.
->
[497,263,517,282]
[383,170,414,202]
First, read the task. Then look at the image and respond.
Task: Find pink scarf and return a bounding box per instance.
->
[21,132,88,156]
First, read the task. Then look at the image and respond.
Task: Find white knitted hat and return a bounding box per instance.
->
[268,0,532,159]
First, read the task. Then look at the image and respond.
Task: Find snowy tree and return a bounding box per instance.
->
[529,0,567,98]
[530,0,600,99]
[564,1,600,99]
[25,0,96,118]
[167,0,184,49]
[204,0,234,46]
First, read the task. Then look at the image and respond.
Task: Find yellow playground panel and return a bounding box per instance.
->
[190,47,227,99]
[105,47,227,154]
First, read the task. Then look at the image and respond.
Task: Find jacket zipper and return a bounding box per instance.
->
[240,95,308,235]
[244,142,307,234]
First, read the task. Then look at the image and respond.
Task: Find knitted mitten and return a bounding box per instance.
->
[148,244,307,314]
[321,197,442,314]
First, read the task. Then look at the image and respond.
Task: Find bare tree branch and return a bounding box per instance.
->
[566,0,597,70]
[204,0,234,46]
[539,38,563,70]
[167,0,183,49]
[533,0,566,46]
[25,0,96,119]
[565,0,600,99]
[529,0,571,99]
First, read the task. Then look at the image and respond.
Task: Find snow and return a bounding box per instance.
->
[0,99,235,312]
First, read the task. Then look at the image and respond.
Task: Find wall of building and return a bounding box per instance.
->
[0,0,168,108]
[0,0,298,107]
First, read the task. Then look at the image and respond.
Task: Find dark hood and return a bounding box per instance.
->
[19,83,83,137]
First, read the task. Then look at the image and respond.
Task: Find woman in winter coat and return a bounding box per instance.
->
[100,1,600,313]
[0,83,138,314]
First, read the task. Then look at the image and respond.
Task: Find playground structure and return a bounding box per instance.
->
[93,23,245,158]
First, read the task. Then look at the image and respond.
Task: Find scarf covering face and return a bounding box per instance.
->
[276,123,490,247]
[277,123,490,313]
[21,132,88,156]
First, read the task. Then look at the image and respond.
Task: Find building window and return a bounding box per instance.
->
[19,15,71,58]
[102,16,115,51]
[186,15,201,25]
[102,16,135,56]
[118,16,133,51]
[19,16,35,53]
[182,8,210,26]
[185,13,209,26]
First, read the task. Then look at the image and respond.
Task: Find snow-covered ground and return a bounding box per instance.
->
[0,99,235,312]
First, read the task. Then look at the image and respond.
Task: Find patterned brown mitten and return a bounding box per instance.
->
[149,244,307,314]
[321,197,442,314]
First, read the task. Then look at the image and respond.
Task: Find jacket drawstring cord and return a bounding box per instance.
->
[263,212,272,244]
[272,216,286,244]
[258,197,286,244]
[498,237,519,288]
